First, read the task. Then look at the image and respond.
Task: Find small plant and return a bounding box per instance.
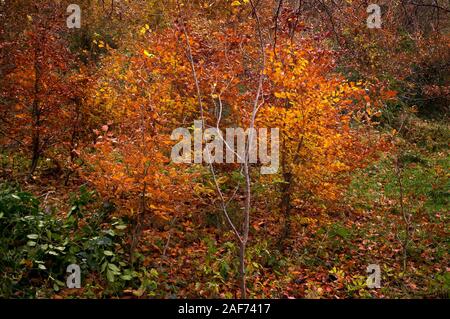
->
[0,183,133,298]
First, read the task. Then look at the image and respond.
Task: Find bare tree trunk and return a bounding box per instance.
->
[280,171,293,242]
[272,0,284,54]
[29,129,40,176]
[29,44,41,177]
[179,0,265,298]
[130,179,146,265]
[279,135,303,244]
[239,241,247,298]
[131,103,150,265]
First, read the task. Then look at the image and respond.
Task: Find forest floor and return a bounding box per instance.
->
[1,114,448,299]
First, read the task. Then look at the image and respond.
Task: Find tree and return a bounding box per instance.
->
[0,1,85,177]
[257,39,384,242]
[83,27,195,263]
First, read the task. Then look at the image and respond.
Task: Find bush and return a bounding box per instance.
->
[0,184,134,298]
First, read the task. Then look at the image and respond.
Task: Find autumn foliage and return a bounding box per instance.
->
[0,0,448,299]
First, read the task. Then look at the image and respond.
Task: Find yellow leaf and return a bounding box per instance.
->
[274,92,286,99]
[143,50,154,58]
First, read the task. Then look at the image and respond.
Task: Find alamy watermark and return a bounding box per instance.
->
[366,264,381,288]
[367,4,382,29]
[66,264,81,288]
[66,4,81,29]
[170,121,279,175]
[65,3,380,30]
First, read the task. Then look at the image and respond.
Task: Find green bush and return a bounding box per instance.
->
[0,184,134,298]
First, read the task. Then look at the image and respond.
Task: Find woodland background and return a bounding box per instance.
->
[0,0,448,298]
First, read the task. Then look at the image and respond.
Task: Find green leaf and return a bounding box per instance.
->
[27,241,37,247]
[27,234,39,240]
[38,264,46,270]
[108,263,120,273]
[67,205,78,218]
[121,274,132,281]
[150,268,158,277]
[220,261,230,279]
[101,261,107,273]
[103,250,114,256]
[55,279,65,286]
[104,229,115,237]
[132,289,144,297]
[106,269,115,282]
